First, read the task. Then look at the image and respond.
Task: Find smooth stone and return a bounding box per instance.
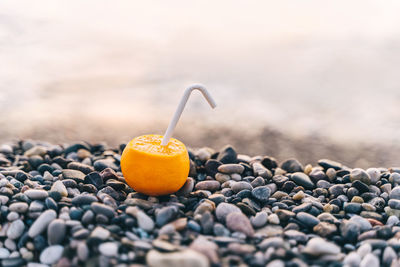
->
[156,206,179,227]
[189,236,219,264]
[284,230,307,243]
[329,184,344,197]
[62,169,86,182]
[9,202,28,213]
[51,181,68,197]
[24,146,47,157]
[146,249,209,267]
[350,168,371,185]
[318,159,342,170]
[267,214,280,225]
[296,212,320,227]
[252,162,272,179]
[390,186,400,200]
[39,245,64,265]
[389,173,400,184]
[343,252,361,267]
[7,220,25,240]
[341,221,360,243]
[231,181,253,193]
[205,159,222,177]
[217,145,237,164]
[382,246,397,266]
[226,212,254,237]
[72,194,98,205]
[217,164,244,174]
[195,180,220,192]
[24,189,48,200]
[94,159,118,172]
[344,203,362,214]
[290,172,314,189]
[251,186,271,202]
[66,162,94,174]
[99,242,119,257]
[251,212,268,228]
[91,202,116,218]
[47,219,66,245]
[215,203,242,223]
[389,199,400,210]
[366,168,380,184]
[349,215,372,232]
[7,212,19,221]
[258,237,285,250]
[0,248,10,259]
[126,207,155,232]
[215,173,230,183]
[280,159,303,173]
[359,253,380,267]
[84,172,103,188]
[352,180,370,193]
[313,222,337,237]
[28,210,57,237]
[176,177,195,196]
[303,237,340,256]
[77,242,89,261]
[90,226,110,240]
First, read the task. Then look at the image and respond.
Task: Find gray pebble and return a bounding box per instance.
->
[231,181,253,193]
[40,245,64,265]
[47,219,66,245]
[7,219,25,239]
[24,189,48,200]
[290,172,314,189]
[28,210,57,238]
[99,242,119,257]
[216,203,242,223]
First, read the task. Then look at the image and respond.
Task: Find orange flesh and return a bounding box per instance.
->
[121,134,190,196]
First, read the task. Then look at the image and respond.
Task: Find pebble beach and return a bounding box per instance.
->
[1,141,400,267]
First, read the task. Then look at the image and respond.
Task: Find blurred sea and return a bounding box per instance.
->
[1,0,400,167]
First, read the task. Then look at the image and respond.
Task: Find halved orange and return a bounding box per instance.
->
[121,134,190,196]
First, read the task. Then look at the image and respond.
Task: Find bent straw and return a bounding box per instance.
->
[161,84,217,146]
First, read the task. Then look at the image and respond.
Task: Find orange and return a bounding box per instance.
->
[120,134,190,196]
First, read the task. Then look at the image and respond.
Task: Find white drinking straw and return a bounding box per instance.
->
[161,84,217,146]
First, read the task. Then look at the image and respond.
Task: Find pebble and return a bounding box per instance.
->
[24,189,48,200]
[0,248,10,259]
[350,168,371,185]
[84,172,103,188]
[62,169,86,182]
[281,159,303,173]
[47,219,66,245]
[99,242,119,257]
[126,207,155,232]
[217,164,244,174]
[251,186,271,202]
[231,181,253,193]
[50,181,68,197]
[195,180,220,191]
[216,203,242,223]
[39,245,64,265]
[226,212,254,237]
[7,219,25,240]
[9,202,28,213]
[28,210,57,237]
[296,212,320,227]
[251,212,268,228]
[156,206,179,226]
[290,172,314,189]
[91,202,116,218]
[147,249,209,267]
[360,253,380,267]
[303,237,340,256]
[390,186,400,200]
